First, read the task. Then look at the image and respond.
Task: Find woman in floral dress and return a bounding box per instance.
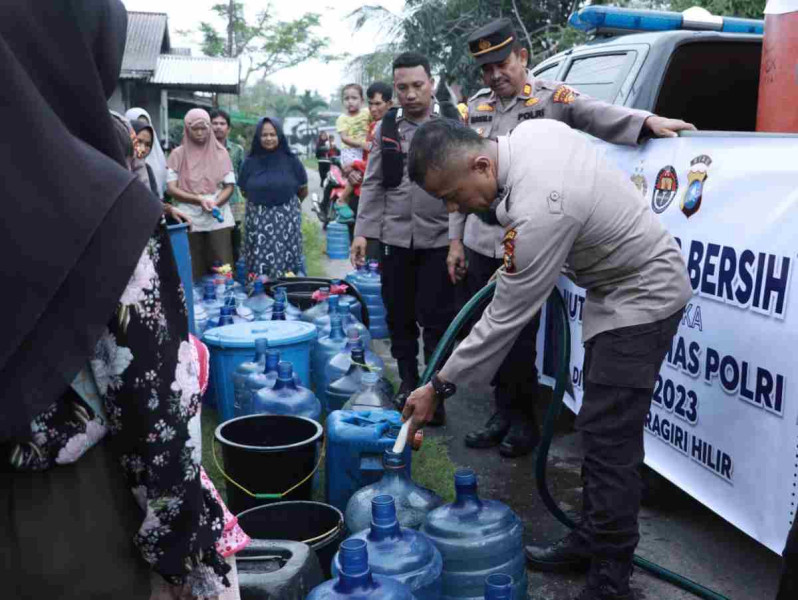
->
[0,2,232,598]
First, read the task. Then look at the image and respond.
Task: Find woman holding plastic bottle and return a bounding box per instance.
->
[166,109,236,280]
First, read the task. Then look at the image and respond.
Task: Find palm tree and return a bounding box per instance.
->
[290,91,329,154]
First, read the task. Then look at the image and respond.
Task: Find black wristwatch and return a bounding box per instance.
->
[431,372,457,399]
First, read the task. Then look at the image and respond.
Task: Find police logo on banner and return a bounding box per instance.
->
[630,163,648,198]
[651,165,679,214]
[681,155,712,218]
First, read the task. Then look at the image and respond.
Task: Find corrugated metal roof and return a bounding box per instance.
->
[152,55,240,93]
[120,12,169,78]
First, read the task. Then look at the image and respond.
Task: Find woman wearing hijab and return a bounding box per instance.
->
[239,117,308,279]
[126,106,168,198]
[167,109,236,281]
[0,2,231,598]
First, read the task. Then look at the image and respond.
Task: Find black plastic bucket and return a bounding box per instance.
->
[268,277,370,326]
[237,501,346,580]
[215,415,323,515]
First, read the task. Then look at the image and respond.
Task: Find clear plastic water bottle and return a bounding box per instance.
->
[245,279,274,321]
[325,330,384,387]
[193,295,209,334]
[318,298,372,348]
[343,371,393,412]
[265,288,301,320]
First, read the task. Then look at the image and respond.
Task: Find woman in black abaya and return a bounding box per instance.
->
[0,2,229,598]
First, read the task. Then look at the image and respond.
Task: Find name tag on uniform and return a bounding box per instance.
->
[518,110,545,121]
[470,115,493,124]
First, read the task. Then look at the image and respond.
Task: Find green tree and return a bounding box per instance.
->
[290,91,329,153]
[199,2,334,88]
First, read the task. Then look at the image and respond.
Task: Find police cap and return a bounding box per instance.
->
[467,18,517,66]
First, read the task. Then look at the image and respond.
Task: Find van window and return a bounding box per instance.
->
[533,61,560,80]
[654,41,761,132]
[562,53,633,101]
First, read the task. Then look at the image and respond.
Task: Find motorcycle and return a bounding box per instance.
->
[311,157,346,230]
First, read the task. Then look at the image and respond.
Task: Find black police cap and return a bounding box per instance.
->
[467,18,517,66]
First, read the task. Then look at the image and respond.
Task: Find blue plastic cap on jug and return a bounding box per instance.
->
[329,313,345,339]
[264,348,280,372]
[218,306,235,326]
[253,279,264,294]
[484,574,513,600]
[369,495,402,541]
[454,468,481,504]
[338,539,373,586]
[254,337,270,355]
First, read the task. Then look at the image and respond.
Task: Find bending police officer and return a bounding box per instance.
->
[403,117,692,600]
[449,17,695,458]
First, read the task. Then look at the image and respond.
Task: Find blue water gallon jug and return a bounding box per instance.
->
[193,296,209,335]
[203,321,317,421]
[301,287,332,323]
[484,574,514,600]
[308,539,416,600]
[317,297,372,348]
[352,261,388,339]
[333,495,442,600]
[265,288,301,321]
[345,264,367,286]
[216,306,236,327]
[232,338,269,416]
[421,470,527,600]
[312,313,348,412]
[325,332,384,393]
[345,450,443,534]
[326,346,391,413]
[325,409,411,512]
[343,371,394,412]
[246,279,274,321]
[202,281,223,324]
[235,257,247,285]
[326,222,351,260]
[252,362,322,422]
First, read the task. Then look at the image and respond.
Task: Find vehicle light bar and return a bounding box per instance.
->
[568,6,763,35]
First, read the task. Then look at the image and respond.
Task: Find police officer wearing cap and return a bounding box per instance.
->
[403,116,692,600]
[447,17,695,459]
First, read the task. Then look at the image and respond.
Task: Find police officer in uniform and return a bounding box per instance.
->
[351,52,459,424]
[449,18,695,458]
[403,117,692,600]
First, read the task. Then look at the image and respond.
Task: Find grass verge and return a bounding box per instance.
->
[302,217,326,277]
[201,406,227,502]
[412,435,457,503]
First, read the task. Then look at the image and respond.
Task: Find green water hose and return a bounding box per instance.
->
[419,283,729,600]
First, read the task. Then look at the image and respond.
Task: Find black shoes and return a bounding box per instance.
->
[498,416,541,458]
[574,559,634,600]
[464,411,511,448]
[524,530,592,573]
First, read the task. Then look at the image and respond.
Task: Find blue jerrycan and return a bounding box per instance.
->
[333,495,442,600]
[345,450,442,534]
[422,469,528,600]
[307,538,416,599]
[325,409,412,512]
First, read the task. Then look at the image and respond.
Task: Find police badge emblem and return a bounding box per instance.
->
[478,39,492,51]
[681,155,712,218]
[502,229,517,273]
[651,165,678,214]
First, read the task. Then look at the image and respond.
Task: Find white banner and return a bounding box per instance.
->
[537,134,798,554]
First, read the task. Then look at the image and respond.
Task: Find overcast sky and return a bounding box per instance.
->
[122,0,405,98]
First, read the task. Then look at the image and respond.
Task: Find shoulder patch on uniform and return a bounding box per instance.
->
[553,85,578,104]
[468,87,491,102]
[525,97,540,107]
[502,229,518,273]
[523,83,532,96]
[476,103,495,112]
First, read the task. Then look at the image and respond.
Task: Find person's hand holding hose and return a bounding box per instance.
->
[401,383,439,451]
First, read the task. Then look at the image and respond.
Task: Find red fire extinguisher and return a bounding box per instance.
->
[756,0,798,132]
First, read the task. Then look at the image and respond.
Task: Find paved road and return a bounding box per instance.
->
[304,166,783,599]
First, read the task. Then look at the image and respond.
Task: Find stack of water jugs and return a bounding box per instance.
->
[196,266,528,599]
